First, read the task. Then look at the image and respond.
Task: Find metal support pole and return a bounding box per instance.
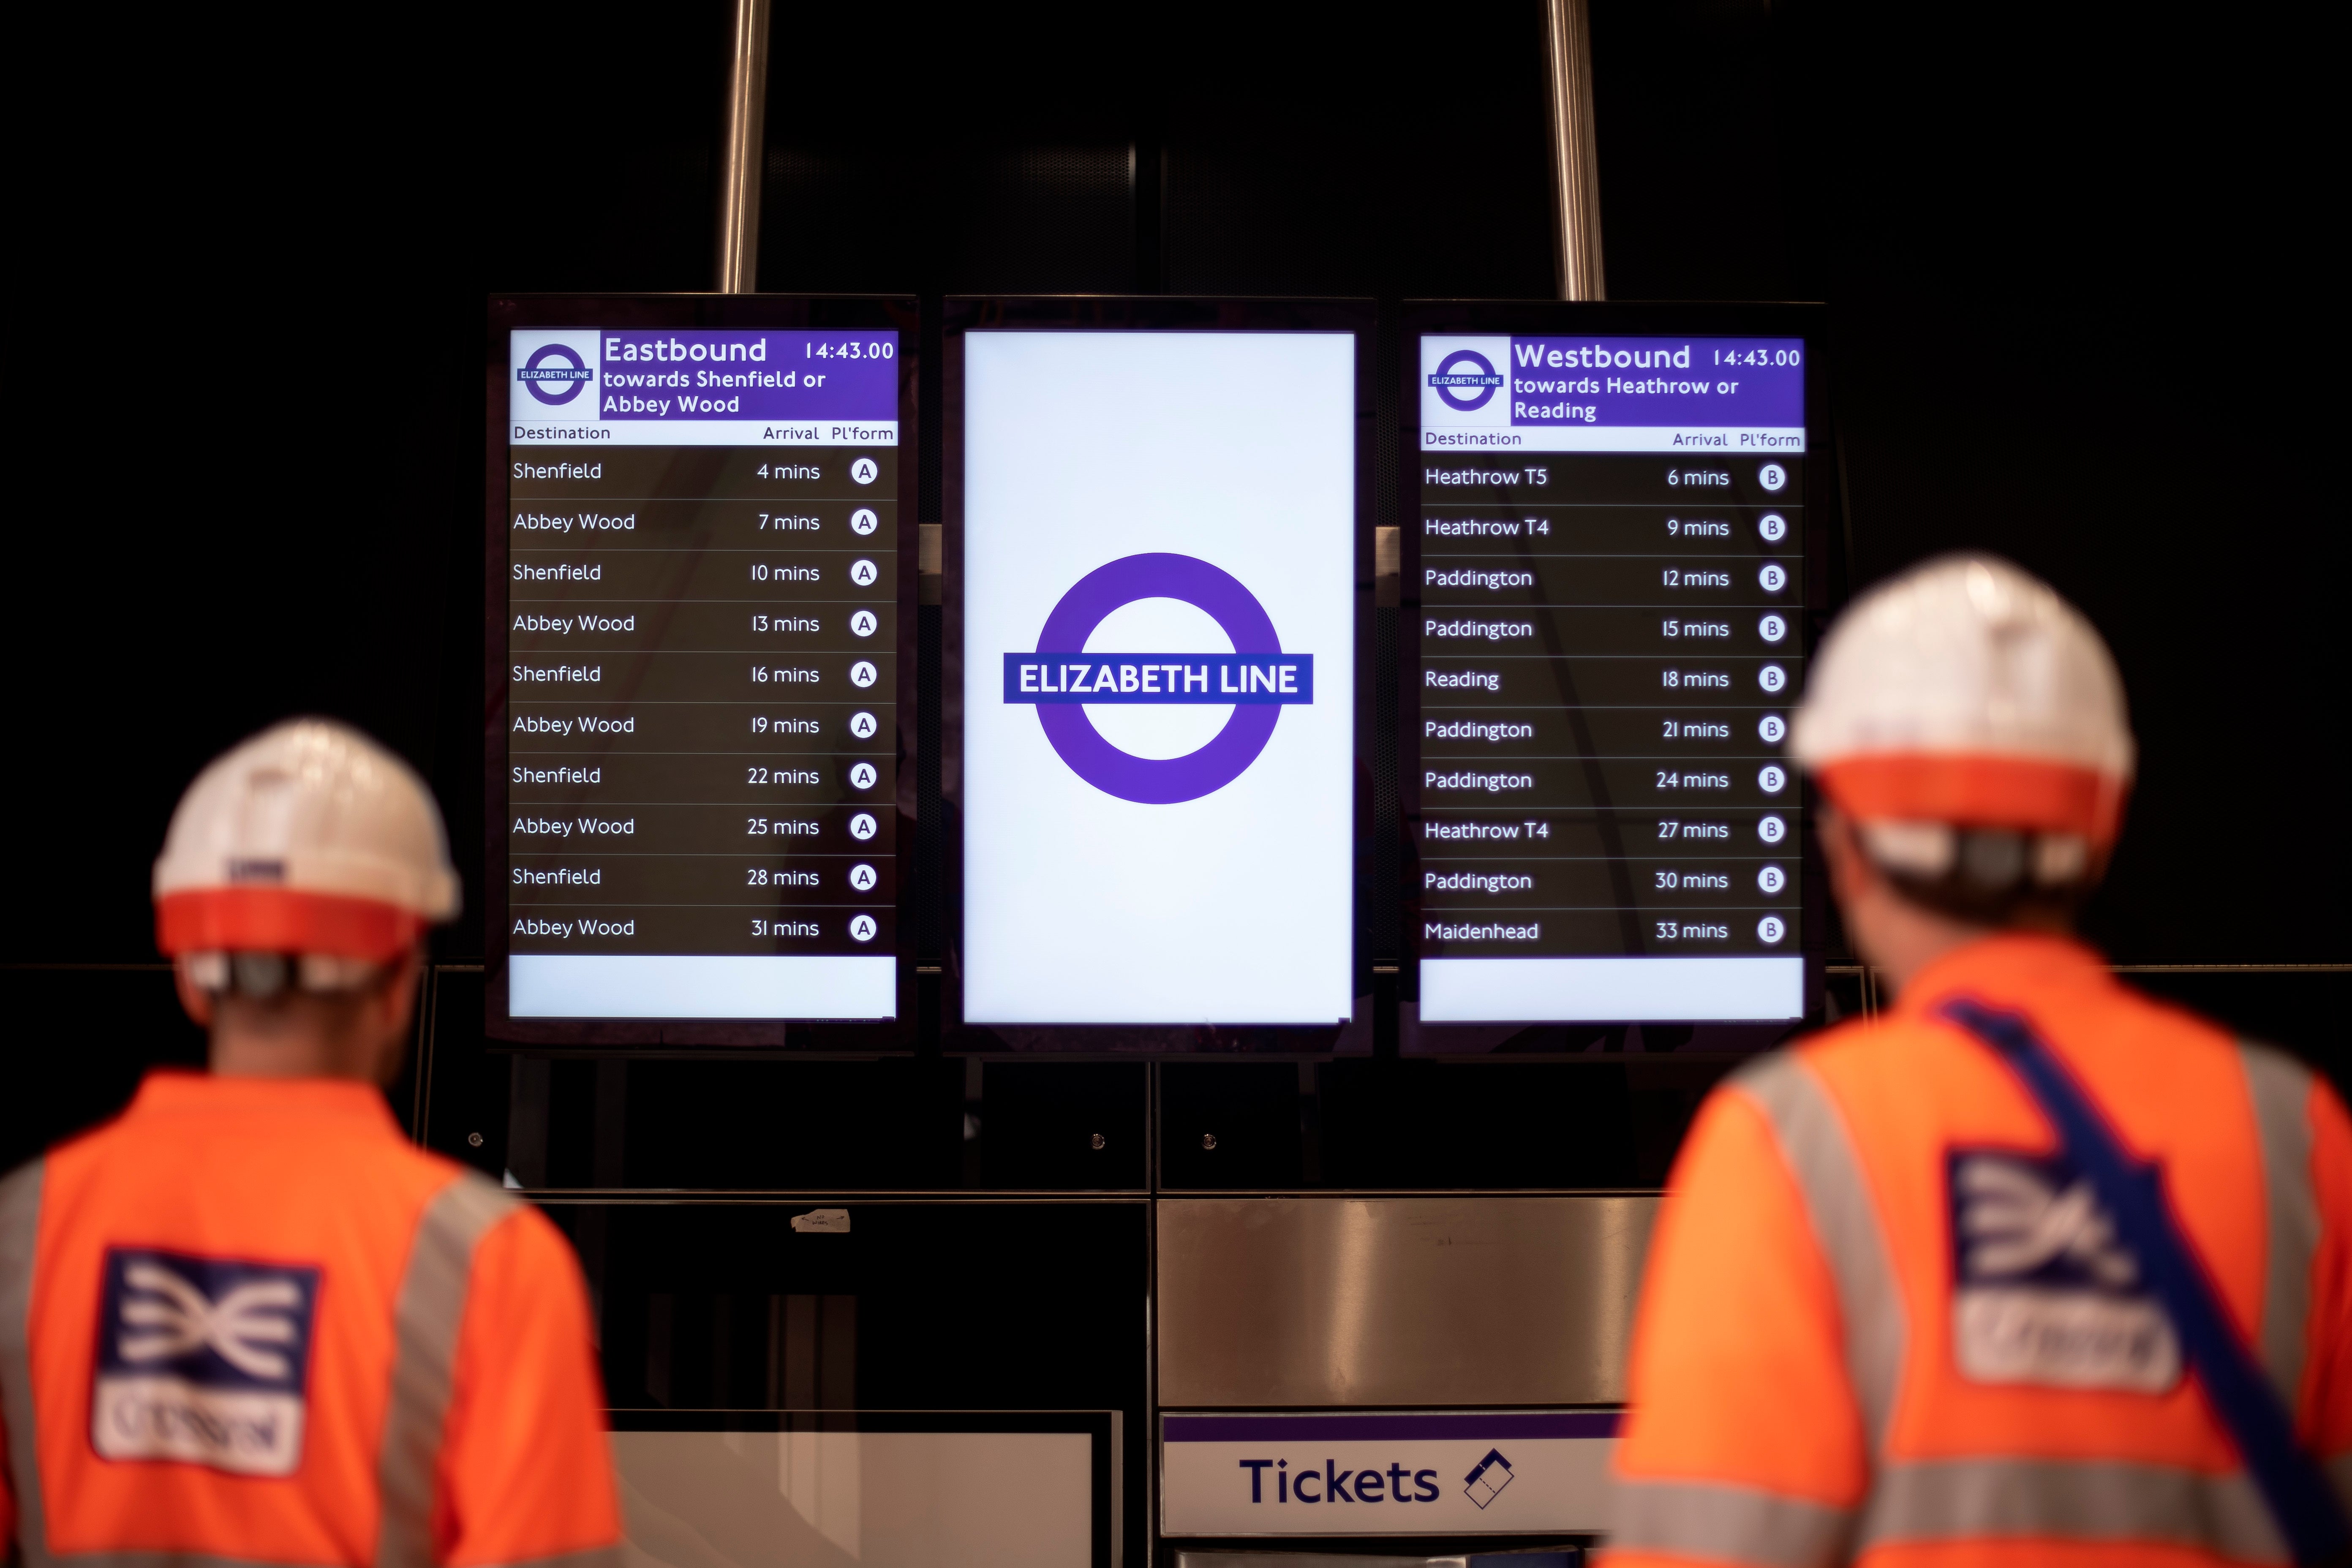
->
[714,0,772,293]
[1542,0,1606,301]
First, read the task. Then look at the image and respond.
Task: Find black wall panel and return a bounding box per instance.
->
[2,0,2338,1165]
[1589,0,2346,963]
[1,11,2337,1563]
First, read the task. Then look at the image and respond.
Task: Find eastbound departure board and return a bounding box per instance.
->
[1405,305,1821,1026]
[487,299,914,1034]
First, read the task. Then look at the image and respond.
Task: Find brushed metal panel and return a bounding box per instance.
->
[1158,1196,1656,1408]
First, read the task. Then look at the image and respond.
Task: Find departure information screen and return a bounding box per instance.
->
[1411,327,1811,1023]
[496,316,904,1023]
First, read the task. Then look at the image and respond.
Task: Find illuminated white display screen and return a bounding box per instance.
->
[1413,329,1810,1023]
[960,331,1356,1024]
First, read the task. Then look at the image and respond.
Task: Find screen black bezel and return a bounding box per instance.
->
[939,296,1379,1049]
[484,294,920,1049]
[1396,299,1840,1042]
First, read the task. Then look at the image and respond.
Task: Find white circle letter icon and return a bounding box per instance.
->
[849,507,879,536]
[1759,562,1787,593]
[849,610,879,638]
[1759,462,1787,493]
[1759,613,1788,644]
[848,812,878,841]
[849,660,878,688]
[1758,864,1787,895]
[1758,713,1787,744]
[1758,915,1787,945]
[848,710,878,739]
[848,761,878,791]
[1759,814,1787,845]
[1759,663,1787,694]
[849,913,878,943]
[849,558,879,587]
[848,863,878,893]
[849,457,879,485]
[1758,512,1788,544]
[1759,765,1787,794]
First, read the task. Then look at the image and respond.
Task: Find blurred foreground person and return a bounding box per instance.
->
[1604,558,2352,1566]
[0,720,621,1566]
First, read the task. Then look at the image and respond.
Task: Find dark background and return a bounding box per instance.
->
[3,0,2340,1100]
[3,6,2338,1560]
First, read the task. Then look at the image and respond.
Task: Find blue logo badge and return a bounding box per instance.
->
[93,1247,320,1476]
[1948,1149,2179,1393]
[518,343,595,406]
[1428,349,1504,412]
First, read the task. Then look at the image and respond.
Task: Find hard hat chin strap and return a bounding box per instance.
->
[1857,820,2104,928]
[183,950,396,999]
[1859,821,2092,886]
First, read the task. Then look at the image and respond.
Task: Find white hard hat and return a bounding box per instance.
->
[154,719,460,969]
[1791,555,2134,851]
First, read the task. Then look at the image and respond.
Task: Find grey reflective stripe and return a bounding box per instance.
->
[1,1160,49,1565]
[1730,1053,1908,1452]
[1861,1455,2289,1563]
[2240,1041,2320,1409]
[1609,1476,1853,1568]
[376,1173,519,1568]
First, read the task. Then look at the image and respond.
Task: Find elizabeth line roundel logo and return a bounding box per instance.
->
[1428,349,1505,413]
[1002,553,1314,806]
[517,344,595,406]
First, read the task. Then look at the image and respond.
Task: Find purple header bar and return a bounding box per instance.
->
[595,330,897,421]
[1163,1411,1621,1443]
[1509,336,1802,428]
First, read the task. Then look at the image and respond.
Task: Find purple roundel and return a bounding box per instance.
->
[1032,553,1286,805]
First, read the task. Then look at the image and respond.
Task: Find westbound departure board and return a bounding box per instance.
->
[487,299,914,1035]
[1405,305,1823,1026]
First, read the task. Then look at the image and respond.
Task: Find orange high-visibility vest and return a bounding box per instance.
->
[1604,934,2352,1567]
[0,1071,622,1568]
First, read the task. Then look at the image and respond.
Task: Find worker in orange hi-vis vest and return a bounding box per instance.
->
[0,719,622,1568]
[1603,556,2352,1568]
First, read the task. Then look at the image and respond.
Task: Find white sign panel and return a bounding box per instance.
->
[961,330,1357,1024]
[613,1428,1092,1568]
[1160,1410,1617,1536]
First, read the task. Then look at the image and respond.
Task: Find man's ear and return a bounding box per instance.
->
[173,959,215,1028]
[369,949,426,1086]
[1818,808,1867,903]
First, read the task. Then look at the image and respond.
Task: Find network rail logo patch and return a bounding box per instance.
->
[1947,1148,2180,1394]
[92,1247,321,1477]
[1003,552,1312,805]
[1419,335,1512,428]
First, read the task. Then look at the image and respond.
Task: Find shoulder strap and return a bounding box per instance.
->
[1940,997,2351,1567]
